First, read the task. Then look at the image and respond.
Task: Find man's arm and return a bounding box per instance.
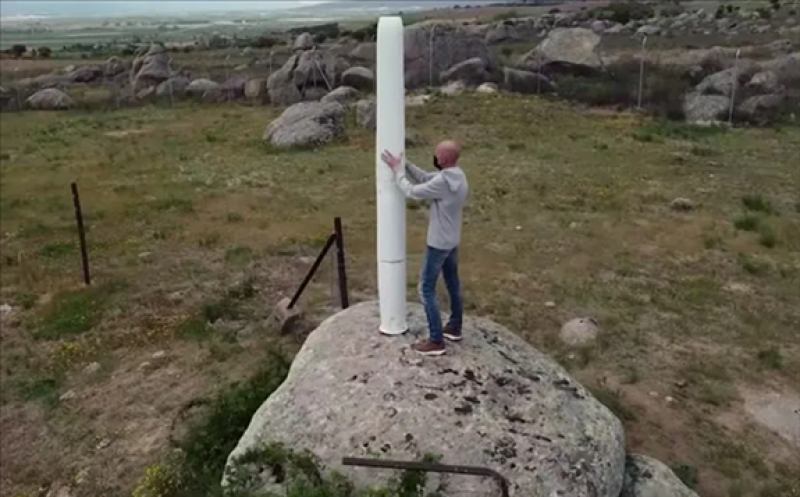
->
[395,169,448,200]
[405,160,437,184]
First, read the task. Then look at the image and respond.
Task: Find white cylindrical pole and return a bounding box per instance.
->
[376,16,408,336]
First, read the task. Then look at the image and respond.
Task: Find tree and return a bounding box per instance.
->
[10,44,26,58]
[770,0,781,11]
[38,46,52,58]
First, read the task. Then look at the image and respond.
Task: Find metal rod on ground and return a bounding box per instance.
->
[333,217,349,309]
[637,36,648,110]
[728,49,741,125]
[342,457,510,497]
[288,233,336,309]
[71,182,91,286]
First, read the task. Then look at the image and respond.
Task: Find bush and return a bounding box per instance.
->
[598,1,655,24]
[10,44,26,58]
[175,349,291,495]
[553,60,693,120]
[38,46,52,58]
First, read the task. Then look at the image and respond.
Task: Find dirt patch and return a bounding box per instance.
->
[741,387,800,449]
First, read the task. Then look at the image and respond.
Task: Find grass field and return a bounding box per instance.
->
[1,93,799,496]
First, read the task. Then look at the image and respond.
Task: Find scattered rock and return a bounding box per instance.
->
[293,32,314,51]
[155,76,189,98]
[502,67,555,94]
[96,438,112,450]
[349,42,376,61]
[26,88,74,110]
[440,57,491,85]
[68,65,103,83]
[738,93,786,123]
[223,301,626,496]
[264,101,347,148]
[83,362,101,375]
[152,350,167,359]
[405,94,430,107]
[560,317,600,347]
[747,70,782,93]
[59,390,77,401]
[544,301,557,308]
[45,485,73,497]
[620,454,699,497]
[341,66,375,92]
[132,44,171,91]
[355,98,376,130]
[186,78,220,97]
[476,82,499,93]
[440,80,466,96]
[320,86,361,106]
[0,303,15,315]
[404,21,497,89]
[244,78,268,102]
[682,93,730,123]
[518,27,603,74]
[670,198,695,211]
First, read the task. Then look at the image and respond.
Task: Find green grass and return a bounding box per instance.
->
[1,95,798,497]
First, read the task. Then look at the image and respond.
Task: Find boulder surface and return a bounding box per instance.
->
[224,301,626,496]
[263,101,346,148]
[621,454,700,497]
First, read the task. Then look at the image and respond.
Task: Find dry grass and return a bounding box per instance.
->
[1,94,799,496]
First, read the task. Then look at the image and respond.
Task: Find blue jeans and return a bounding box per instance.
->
[419,246,463,344]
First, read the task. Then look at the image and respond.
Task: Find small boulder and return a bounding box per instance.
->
[264,101,347,148]
[518,27,603,74]
[244,78,268,102]
[186,78,219,97]
[293,32,314,51]
[321,86,361,106]
[440,80,466,96]
[695,63,758,97]
[26,88,74,110]
[560,317,600,347]
[156,76,190,98]
[746,71,782,93]
[503,67,555,94]
[670,198,695,212]
[355,98,376,130]
[738,93,786,124]
[440,57,491,85]
[132,45,171,91]
[683,93,730,123]
[621,454,699,497]
[68,65,103,83]
[301,86,329,102]
[476,82,499,93]
[341,66,375,92]
[349,42,376,61]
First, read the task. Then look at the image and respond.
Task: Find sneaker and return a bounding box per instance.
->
[443,324,462,342]
[411,340,446,356]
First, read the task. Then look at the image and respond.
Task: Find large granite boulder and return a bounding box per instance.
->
[263,101,347,148]
[26,88,74,110]
[440,57,492,86]
[683,93,730,123]
[517,27,604,75]
[404,21,498,89]
[341,66,374,92]
[223,301,627,496]
[621,454,699,497]
[267,50,339,106]
[132,44,171,91]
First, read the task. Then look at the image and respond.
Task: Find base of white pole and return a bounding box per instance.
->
[378,326,408,336]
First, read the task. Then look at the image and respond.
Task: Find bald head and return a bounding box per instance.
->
[435,140,461,168]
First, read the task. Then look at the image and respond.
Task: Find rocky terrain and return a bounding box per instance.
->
[2,3,798,132]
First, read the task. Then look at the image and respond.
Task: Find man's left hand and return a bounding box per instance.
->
[381,150,403,172]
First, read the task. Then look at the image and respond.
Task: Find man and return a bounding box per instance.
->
[380,140,469,356]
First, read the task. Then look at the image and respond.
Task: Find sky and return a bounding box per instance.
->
[0,1,334,18]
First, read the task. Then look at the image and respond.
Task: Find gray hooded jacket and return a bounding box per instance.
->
[395,161,469,250]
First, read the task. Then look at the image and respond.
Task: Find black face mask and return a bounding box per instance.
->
[433,155,442,170]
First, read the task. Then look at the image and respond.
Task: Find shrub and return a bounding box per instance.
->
[38,46,52,57]
[602,1,655,24]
